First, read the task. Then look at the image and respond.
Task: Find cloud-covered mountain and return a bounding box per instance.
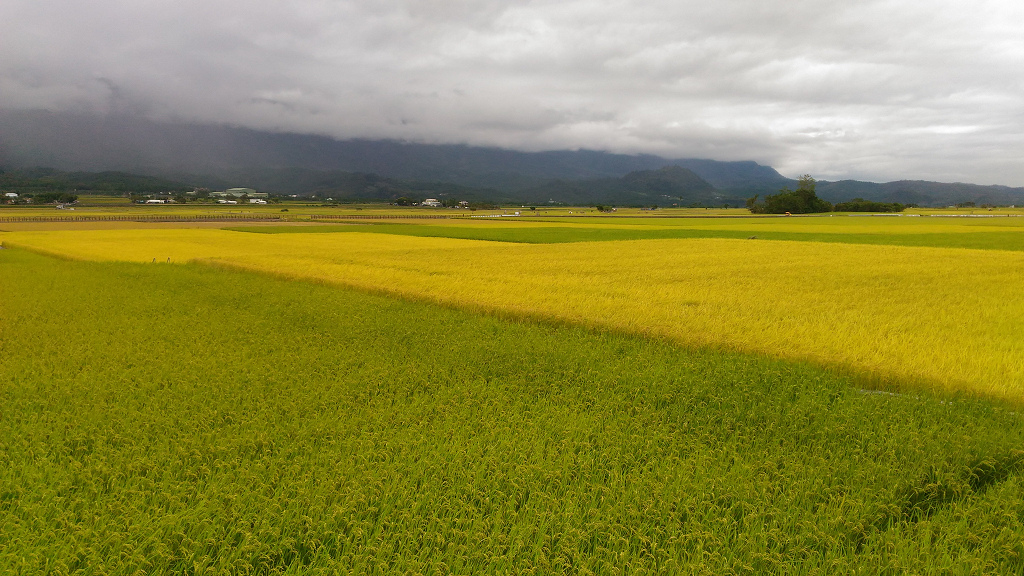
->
[816,180,1024,207]
[4,0,1024,186]
[2,110,1022,207]
[0,110,789,194]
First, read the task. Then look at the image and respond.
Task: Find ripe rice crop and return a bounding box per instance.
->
[233,219,1024,250]
[4,227,1024,400]
[2,248,1024,573]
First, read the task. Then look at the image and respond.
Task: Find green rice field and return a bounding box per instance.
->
[3,209,1024,574]
[232,216,1024,251]
[3,245,1024,574]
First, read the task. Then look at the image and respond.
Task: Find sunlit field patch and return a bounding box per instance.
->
[5,226,1024,400]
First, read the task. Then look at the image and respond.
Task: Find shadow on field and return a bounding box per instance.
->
[852,450,1024,551]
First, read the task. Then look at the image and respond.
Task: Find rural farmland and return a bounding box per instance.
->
[2,210,1024,574]
[8,0,1024,571]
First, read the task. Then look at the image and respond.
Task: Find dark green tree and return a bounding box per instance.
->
[745,195,760,211]
[750,175,831,214]
[833,198,905,213]
[30,192,79,204]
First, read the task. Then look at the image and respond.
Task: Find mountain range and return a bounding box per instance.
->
[1,109,1022,207]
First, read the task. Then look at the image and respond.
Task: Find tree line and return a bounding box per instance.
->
[747,175,907,214]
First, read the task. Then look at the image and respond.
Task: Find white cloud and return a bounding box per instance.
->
[1,0,1023,183]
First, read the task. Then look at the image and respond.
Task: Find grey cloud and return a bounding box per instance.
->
[1,0,1023,183]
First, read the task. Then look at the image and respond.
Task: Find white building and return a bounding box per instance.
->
[213,188,268,199]
[422,198,442,207]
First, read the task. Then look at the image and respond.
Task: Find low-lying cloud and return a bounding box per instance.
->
[2,0,1023,184]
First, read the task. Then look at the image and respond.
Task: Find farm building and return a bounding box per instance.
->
[213,188,268,199]
[422,198,442,207]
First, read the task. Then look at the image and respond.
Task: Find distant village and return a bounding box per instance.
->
[1,188,487,209]
[0,187,272,207]
[142,188,269,205]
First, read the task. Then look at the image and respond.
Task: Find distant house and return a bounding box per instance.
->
[212,188,268,199]
[422,198,442,207]
[3,192,17,198]
[145,199,167,204]
[249,199,267,204]
[217,199,239,204]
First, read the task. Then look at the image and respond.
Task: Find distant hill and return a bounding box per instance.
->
[220,168,510,204]
[0,109,789,195]
[817,180,1024,207]
[0,164,738,207]
[195,165,736,207]
[670,159,792,195]
[518,166,743,206]
[0,165,507,204]
[3,110,1023,207]
[0,167,193,195]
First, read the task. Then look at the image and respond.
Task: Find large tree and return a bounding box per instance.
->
[748,175,831,214]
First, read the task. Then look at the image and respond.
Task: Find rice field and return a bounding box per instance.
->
[4,222,1024,400]
[3,248,1024,574]
[4,199,1023,221]
[3,212,1024,573]
[232,216,1024,251]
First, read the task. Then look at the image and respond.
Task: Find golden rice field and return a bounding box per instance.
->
[4,224,1024,401]
[539,214,1024,234]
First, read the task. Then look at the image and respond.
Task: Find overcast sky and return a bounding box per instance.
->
[2,0,1023,184]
